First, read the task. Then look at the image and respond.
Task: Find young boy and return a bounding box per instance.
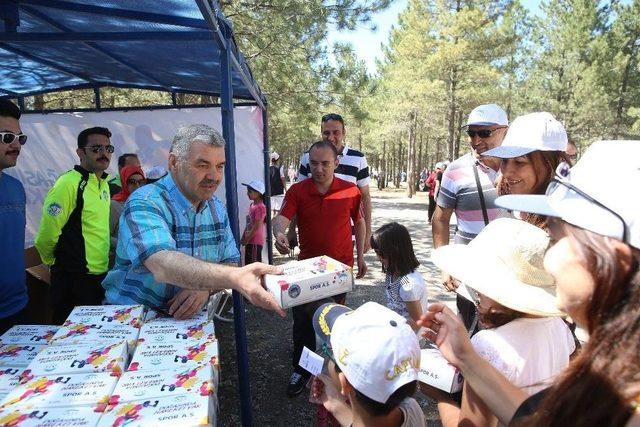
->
[311,301,425,427]
[240,180,266,264]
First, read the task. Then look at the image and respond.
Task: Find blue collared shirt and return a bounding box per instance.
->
[102,173,240,309]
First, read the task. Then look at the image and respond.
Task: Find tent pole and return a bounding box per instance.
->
[220,23,253,427]
[94,87,101,110]
[262,106,274,264]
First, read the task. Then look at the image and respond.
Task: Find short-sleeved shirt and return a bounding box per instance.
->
[471,317,575,395]
[297,144,371,188]
[385,271,427,320]
[245,201,266,245]
[280,177,361,267]
[0,173,28,318]
[436,153,503,244]
[102,173,240,309]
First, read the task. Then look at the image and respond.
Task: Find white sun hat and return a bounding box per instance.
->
[431,217,562,316]
[496,140,640,250]
[312,302,420,404]
[270,152,280,161]
[484,112,568,158]
[241,180,265,196]
[465,104,509,127]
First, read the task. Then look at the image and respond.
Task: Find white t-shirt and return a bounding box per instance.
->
[398,397,426,427]
[385,271,428,320]
[471,317,575,394]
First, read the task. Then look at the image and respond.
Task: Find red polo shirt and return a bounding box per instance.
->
[280,177,362,267]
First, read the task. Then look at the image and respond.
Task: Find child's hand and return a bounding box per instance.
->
[311,376,325,400]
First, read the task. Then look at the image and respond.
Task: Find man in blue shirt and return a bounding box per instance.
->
[103,124,285,319]
[0,99,28,334]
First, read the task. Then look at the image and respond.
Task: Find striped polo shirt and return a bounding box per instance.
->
[297,144,371,188]
[436,153,503,244]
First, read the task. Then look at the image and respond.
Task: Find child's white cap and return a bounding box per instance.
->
[313,302,420,403]
[242,180,265,195]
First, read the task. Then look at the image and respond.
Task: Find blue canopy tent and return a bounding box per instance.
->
[0,1,273,424]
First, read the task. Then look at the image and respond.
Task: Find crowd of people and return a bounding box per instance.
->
[0,96,638,426]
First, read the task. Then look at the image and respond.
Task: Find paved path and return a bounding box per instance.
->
[216,187,453,426]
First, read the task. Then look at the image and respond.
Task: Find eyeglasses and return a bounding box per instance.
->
[0,132,27,145]
[547,162,629,244]
[466,127,507,139]
[126,178,147,186]
[84,144,115,154]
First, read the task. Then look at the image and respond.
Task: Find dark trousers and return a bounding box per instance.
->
[457,294,479,336]
[0,306,28,335]
[292,292,346,368]
[428,195,436,222]
[51,271,106,324]
[244,244,263,265]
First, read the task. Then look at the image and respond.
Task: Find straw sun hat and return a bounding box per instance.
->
[431,217,563,317]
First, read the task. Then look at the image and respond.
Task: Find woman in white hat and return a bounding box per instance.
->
[484,112,570,228]
[420,140,640,427]
[426,217,575,427]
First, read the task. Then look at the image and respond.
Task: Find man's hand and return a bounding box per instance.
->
[229,262,286,317]
[355,255,367,279]
[274,232,290,255]
[168,289,210,320]
[442,272,459,292]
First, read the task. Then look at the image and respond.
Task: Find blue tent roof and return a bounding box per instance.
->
[0,0,266,106]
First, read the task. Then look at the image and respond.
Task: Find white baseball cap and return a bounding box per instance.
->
[313,302,420,404]
[435,162,444,170]
[146,165,168,181]
[270,152,280,161]
[241,180,265,195]
[483,112,568,158]
[432,218,561,316]
[465,104,509,127]
[496,140,640,250]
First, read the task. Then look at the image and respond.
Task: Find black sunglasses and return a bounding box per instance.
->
[321,113,344,123]
[85,144,115,154]
[466,127,506,139]
[1,132,27,145]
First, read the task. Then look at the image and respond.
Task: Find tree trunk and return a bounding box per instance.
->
[380,140,387,190]
[446,66,458,161]
[454,109,464,159]
[406,111,418,198]
[34,94,44,110]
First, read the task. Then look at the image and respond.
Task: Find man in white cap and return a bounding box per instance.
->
[311,301,424,427]
[269,151,286,216]
[431,103,508,332]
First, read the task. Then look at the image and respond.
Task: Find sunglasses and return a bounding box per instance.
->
[1,132,27,145]
[321,113,344,123]
[127,178,147,186]
[85,144,115,154]
[548,162,629,244]
[466,127,506,139]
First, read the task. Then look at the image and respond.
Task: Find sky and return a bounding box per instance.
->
[326,0,544,74]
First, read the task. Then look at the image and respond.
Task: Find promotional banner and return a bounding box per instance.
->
[7,106,265,253]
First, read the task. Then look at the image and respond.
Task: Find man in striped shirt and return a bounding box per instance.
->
[297,113,372,251]
[431,104,508,331]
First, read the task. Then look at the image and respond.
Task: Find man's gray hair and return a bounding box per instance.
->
[170,124,225,161]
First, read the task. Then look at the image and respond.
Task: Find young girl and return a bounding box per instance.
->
[370,222,427,332]
[240,180,266,264]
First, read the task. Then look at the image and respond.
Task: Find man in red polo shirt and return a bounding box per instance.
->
[273,140,366,396]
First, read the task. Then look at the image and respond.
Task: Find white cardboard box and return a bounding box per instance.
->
[418,348,463,393]
[0,405,102,427]
[0,326,59,346]
[264,256,353,308]
[0,368,28,402]
[109,363,216,406]
[50,323,140,355]
[137,319,215,345]
[0,372,118,411]
[26,341,128,377]
[97,394,215,427]
[0,345,46,368]
[143,307,210,324]
[64,305,145,328]
[127,340,218,373]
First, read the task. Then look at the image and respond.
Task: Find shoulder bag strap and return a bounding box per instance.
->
[473,161,490,226]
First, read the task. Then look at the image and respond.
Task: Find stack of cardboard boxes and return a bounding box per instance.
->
[0,305,219,426]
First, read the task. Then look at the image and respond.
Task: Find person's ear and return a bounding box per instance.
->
[168,153,178,172]
[338,372,353,397]
[334,157,339,168]
[76,147,84,160]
